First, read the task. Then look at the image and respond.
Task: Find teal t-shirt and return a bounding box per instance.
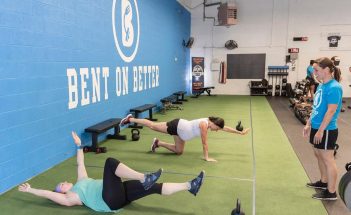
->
[310,79,343,130]
[70,178,121,213]
[306,65,314,78]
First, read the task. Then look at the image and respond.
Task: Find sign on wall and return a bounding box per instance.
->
[328,33,341,48]
[192,57,204,93]
[66,0,162,110]
[112,0,140,63]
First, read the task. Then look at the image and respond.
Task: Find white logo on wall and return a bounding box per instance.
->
[66,0,161,110]
[193,65,203,81]
[112,0,140,62]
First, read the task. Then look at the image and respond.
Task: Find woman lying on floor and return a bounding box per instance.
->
[18,132,205,212]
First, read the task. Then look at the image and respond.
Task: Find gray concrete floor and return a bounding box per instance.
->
[267,96,351,215]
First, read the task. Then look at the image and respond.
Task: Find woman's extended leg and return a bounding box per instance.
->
[120,114,168,134]
[123,170,205,203]
[131,118,168,134]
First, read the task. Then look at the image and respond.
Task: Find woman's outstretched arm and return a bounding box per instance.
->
[18,183,79,206]
[72,131,88,181]
[222,126,250,135]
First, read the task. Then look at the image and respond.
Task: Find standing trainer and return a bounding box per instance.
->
[303,57,342,201]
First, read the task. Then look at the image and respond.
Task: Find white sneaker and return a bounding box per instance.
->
[120,114,133,126]
[151,138,159,152]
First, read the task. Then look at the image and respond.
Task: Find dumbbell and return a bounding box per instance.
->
[95,147,107,154]
[275,85,280,90]
[83,146,90,153]
[83,146,107,153]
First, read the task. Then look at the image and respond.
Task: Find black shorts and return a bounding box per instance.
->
[306,76,315,85]
[309,128,338,150]
[166,118,179,135]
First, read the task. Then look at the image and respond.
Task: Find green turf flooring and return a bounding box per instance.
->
[0,95,327,215]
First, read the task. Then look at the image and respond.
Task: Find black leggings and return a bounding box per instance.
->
[102,158,163,210]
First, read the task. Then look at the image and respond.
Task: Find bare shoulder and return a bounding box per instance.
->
[66,191,83,205]
[199,120,207,127]
[199,121,208,131]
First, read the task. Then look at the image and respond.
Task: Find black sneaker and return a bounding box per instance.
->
[312,189,337,201]
[188,171,205,196]
[142,168,163,190]
[306,180,327,190]
[120,114,133,126]
[150,138,159,152]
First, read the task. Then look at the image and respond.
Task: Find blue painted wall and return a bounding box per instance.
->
[0,0,190,194]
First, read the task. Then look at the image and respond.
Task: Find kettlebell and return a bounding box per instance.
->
[236,121,244,132]
[131,129,140,141]
[231,198,245,215]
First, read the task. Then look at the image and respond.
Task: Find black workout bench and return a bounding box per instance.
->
[173,91,187,103]
[129,104,157,128]
[192,86,215,98]
[85,118,127,153]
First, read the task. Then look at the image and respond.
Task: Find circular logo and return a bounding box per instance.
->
[193,65,203,76]
[313,88,323,108]
[112,0,140,63]
[192,65,203,81]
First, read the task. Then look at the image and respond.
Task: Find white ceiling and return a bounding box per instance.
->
[177,0,227,10]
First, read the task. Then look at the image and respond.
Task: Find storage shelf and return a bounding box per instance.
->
[251,93,267,96]
[268,72,289,76]
[250,86,268,89]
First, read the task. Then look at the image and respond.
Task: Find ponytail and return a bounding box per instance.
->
[332,66,341,82]
[315,57,341,82]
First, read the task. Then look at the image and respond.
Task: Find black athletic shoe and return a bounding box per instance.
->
[312,189,337,201]
[188,171,205,196]
[306,180,327,190]
[142,168,163,190]
[120,114,133,126]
